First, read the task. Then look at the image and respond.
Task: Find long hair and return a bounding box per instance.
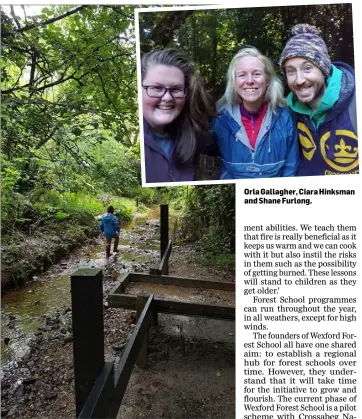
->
[141,49,215,164]
[218,47,285,112]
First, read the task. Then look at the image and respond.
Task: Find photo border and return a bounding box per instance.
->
[135,0,359,187]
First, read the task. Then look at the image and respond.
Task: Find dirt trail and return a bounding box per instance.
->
[1,225,235,419]
[117,246,235,419]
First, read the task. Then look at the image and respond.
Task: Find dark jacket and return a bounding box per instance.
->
[143,119,219,183]
[288,62,358,176]
[212,104,299,179]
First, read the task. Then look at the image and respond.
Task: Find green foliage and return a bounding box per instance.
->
[84,136,140,196]
[1,156,22,191]
[1,5,141,217]
[134,186,157,205]
[128,186,188,207]
[1,155,33,231]
[62,192,105,215]
[199,225,229,253]
[196,252,235,270]
[136,203,148,213]
[178,185,235,266]
[0,175,138,236]
[1,190,33,232]
[140,4,354,98]
[28,190,102,227]
[158,187,189,210]
[29,190,137,222]
[109,196,136,221]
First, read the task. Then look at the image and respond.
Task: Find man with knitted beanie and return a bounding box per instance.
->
[280,24,358,176]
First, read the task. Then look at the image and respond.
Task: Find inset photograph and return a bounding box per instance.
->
[136,4,358,185]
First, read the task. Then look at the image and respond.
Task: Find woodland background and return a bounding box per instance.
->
[0,4,354,280]
[139,4,354,98]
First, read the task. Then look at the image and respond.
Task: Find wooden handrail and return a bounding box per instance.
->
[74,288,154,419]
[108,293,154,417]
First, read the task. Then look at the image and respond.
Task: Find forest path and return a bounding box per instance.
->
[117,245,235,419]
[1,213,235,419]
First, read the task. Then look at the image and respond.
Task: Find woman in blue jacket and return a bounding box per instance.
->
[213,46,299,179]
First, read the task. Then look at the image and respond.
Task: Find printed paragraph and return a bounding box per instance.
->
[242,223,358,418]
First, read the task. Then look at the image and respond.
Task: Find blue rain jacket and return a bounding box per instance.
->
[212,104,299,179]
[100,213,120,238]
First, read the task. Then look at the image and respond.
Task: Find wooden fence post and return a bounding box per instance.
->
[160,204,169,275]
[71,268,104,417]
[136,292,150,367]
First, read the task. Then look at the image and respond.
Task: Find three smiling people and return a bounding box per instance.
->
[141,24,358,183]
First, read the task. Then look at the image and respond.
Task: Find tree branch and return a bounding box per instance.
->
[10,6,22,29]
[103,6,134,20]
[29,49,37,89]
[4,5,89,36]
[95,70,117,111]
[35,126,59,150]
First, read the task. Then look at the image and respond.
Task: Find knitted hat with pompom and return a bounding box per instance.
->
[280,24,331,77]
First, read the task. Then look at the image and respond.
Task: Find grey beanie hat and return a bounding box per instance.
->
[280,24,331,77]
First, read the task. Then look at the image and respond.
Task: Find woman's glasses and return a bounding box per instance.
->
[143,85,187,98]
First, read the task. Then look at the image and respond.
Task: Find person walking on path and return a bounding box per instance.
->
[280,23,358,176]
[100,205,120,258]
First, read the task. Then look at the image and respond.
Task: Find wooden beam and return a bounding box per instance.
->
[108,293,136,309]
[109,272,131,294]
[160,204,169,260]
[71,268,104,417]
[149,240,173,275]
[154,298,235,320]
[160,240,172,275]
[108,293,235,320]
[135,292,151,367]
[78,363,114,419]
[108,294,154,417]
[130,272,235,291]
